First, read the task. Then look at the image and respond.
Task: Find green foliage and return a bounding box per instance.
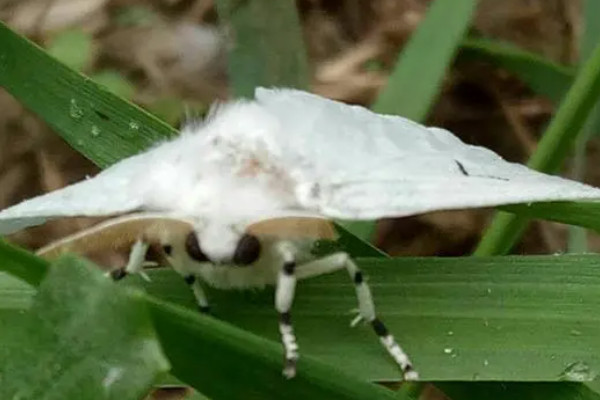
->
[373,0,477,120]
[0,243,403,400]
[3,1,600,398]
[1,256,169,400]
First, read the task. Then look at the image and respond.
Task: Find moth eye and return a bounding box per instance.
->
[162,245,173,255]
[185,232,209,262]
[233,234,261,265]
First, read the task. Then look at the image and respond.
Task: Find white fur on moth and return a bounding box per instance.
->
[3,87,600,380]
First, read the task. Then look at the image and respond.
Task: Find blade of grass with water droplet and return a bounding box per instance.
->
[0,20,176,168]
[5,242,600,385]
[130,254,600,382]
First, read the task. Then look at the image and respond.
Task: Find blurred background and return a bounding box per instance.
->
[0,0,597,257]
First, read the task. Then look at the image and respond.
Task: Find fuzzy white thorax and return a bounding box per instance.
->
[134,101,304,224]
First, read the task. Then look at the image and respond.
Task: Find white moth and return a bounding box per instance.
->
[3,88,600,380]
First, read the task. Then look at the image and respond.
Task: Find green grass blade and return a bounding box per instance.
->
[0,255,169,400]
[4,242,600,383]
[335,223,388,258]
[475,40,600,256]
[437,382,600,400]
[0,240,48,287]
[501,201,600,232]
[459,38,574,103]
[214,0,309,97]
[372,0,477,119]
[0,20,176,168]
[133,254,600,382]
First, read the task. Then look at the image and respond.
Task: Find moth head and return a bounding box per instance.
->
[162,223,261,266]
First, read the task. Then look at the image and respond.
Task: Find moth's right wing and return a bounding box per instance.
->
[0,154,149,234]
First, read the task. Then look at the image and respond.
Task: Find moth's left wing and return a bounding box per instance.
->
[316,152,600,219]
[255,88,600,219]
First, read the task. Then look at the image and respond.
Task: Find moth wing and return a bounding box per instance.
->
[255,89,600,219]
[0,154,149,234]
[316,128,600,219]
[37,213,193,267]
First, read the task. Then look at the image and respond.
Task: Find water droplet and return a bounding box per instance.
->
[446,330,454,336]
[483,319,489,327]
[91,125,101,137]
[486,288,492,294]
[472,372,480,380]
[444,348,453,355]
[483,359,489,367]
[560,361,596,382]
[570,329,582,336]
[129,121,140,130]
[69,99,84,119]
[76,139,84,146]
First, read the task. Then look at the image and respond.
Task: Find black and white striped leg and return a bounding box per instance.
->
[184,275,210,314]
[275,243,299,379]
[109,239,150,281]
[344,256,418,380]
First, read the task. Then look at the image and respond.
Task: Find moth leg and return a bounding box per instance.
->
[110,239,150,281]
[184,275,210,313]
[297,253,418,381]
[274,242,299,379]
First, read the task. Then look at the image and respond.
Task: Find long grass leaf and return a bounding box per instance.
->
[372,0,477,119]
[459,38,574,103]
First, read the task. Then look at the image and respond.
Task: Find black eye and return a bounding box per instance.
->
[162,245,173,255]
[233,234,261,265]
[185,232,209,262]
